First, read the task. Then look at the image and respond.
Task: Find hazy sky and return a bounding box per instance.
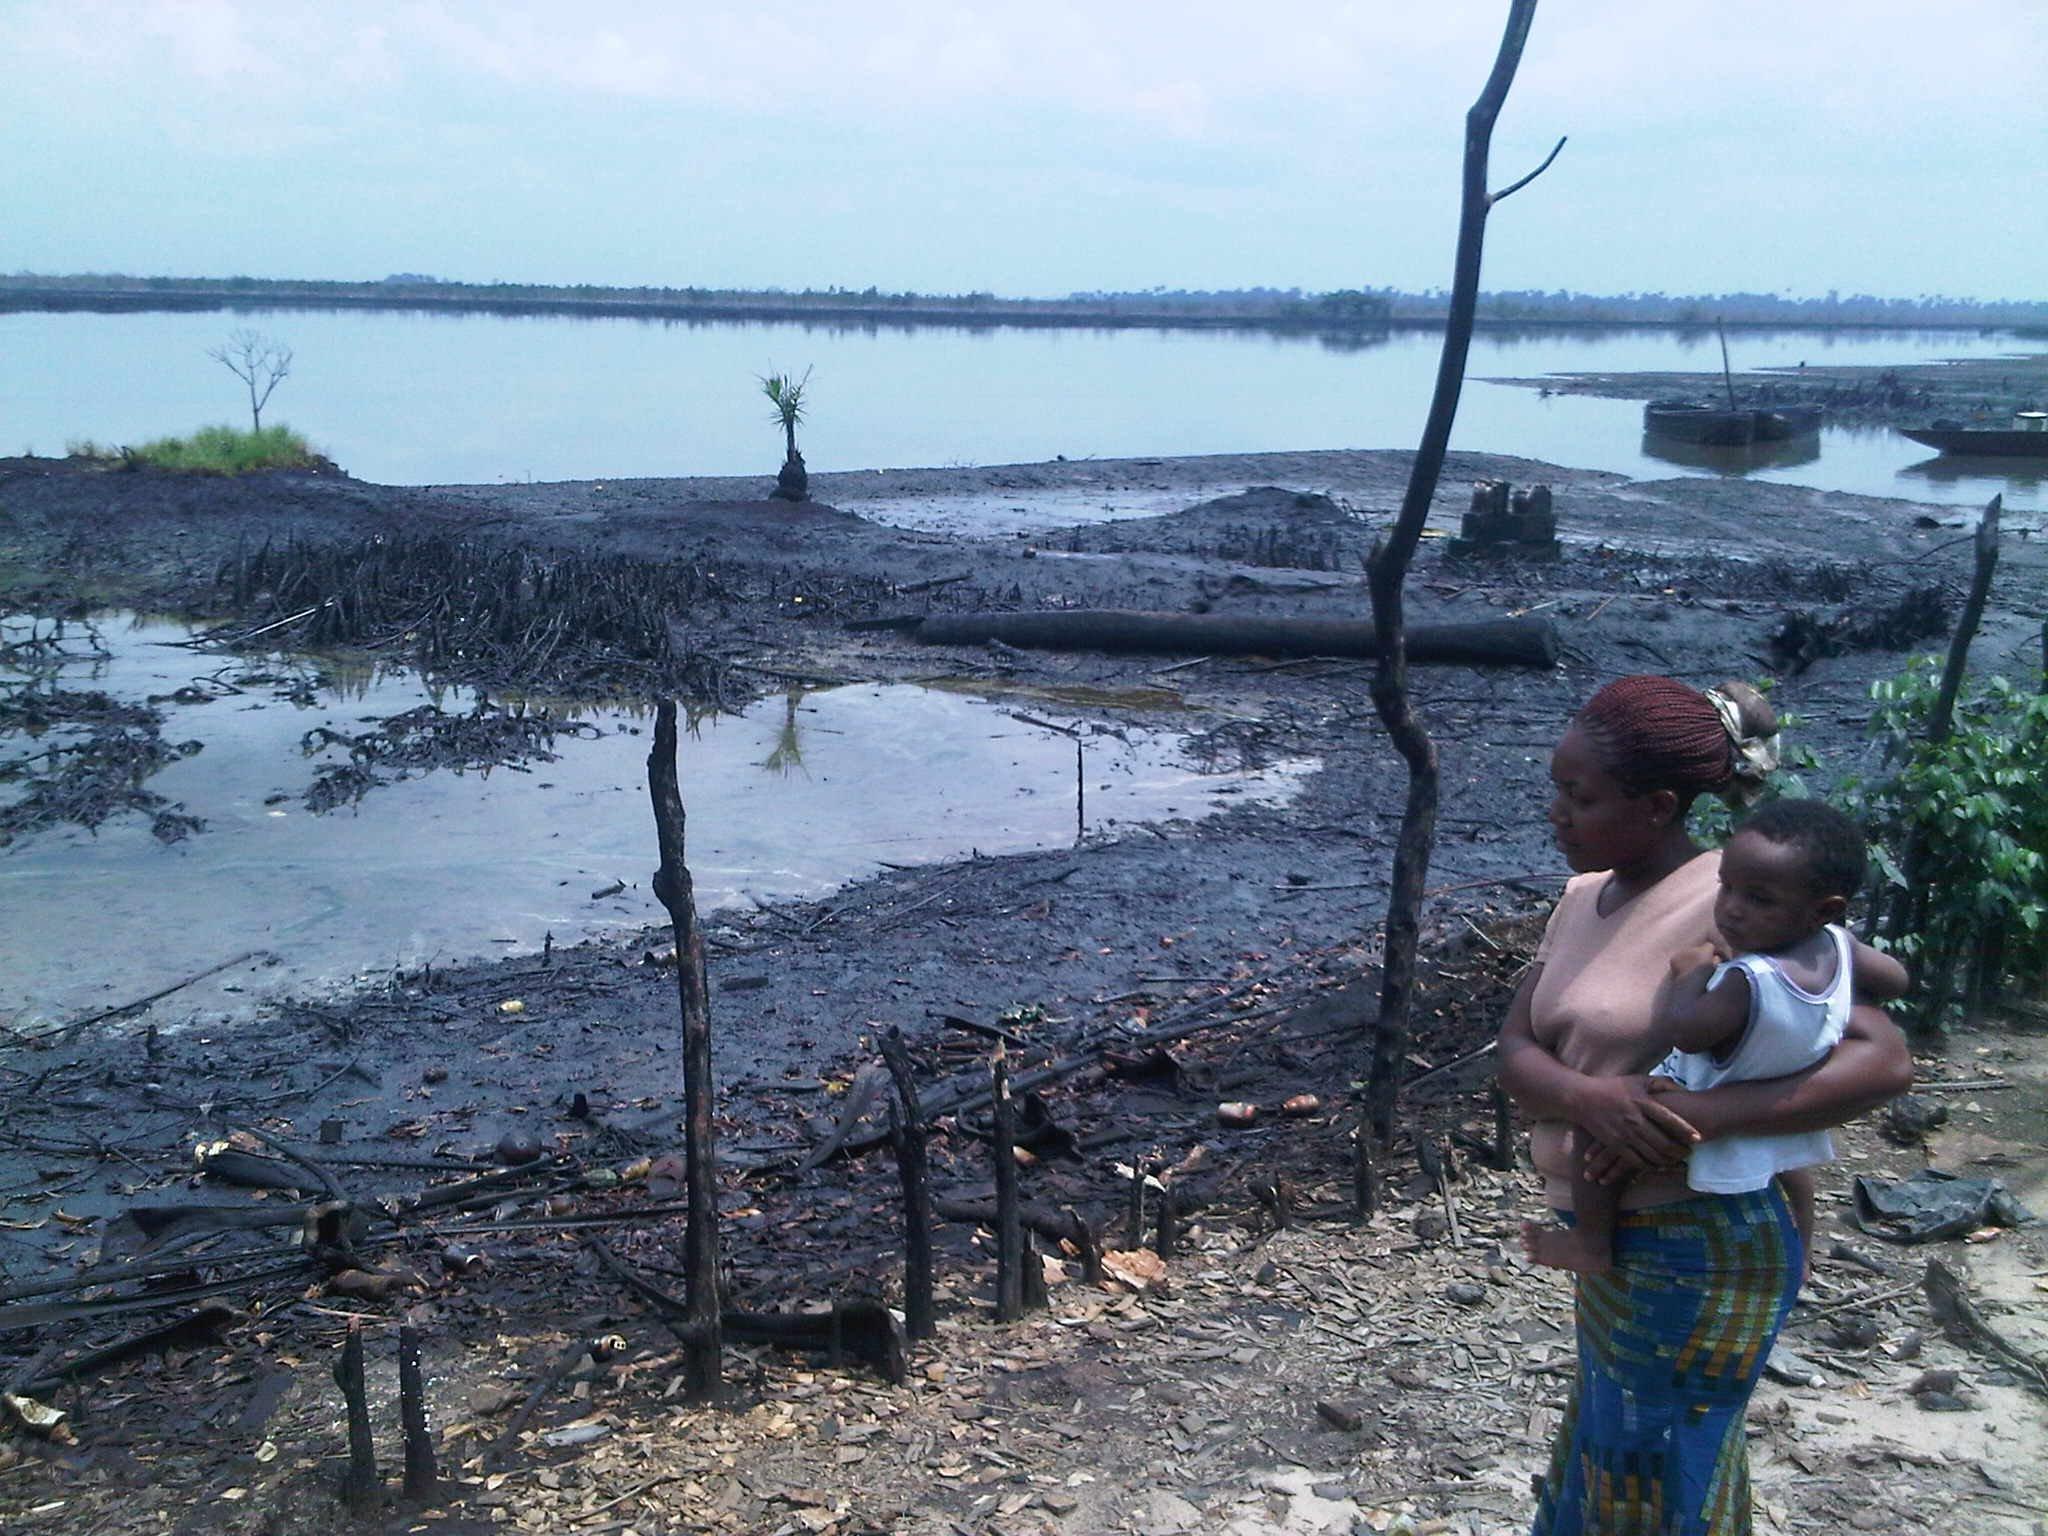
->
[5,1,2043,301]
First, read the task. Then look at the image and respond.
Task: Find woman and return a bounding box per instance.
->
[1497,675,1912,1536]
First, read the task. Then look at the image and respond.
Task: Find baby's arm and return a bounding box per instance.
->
[1658,944,1751,1057]
[1850,937,1910,1004]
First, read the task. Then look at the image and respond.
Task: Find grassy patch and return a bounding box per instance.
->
[69,424,322,475]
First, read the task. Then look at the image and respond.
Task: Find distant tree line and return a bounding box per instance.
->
[3,271,2042,332]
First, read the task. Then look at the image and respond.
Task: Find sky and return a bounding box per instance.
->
[4,1,2044,302]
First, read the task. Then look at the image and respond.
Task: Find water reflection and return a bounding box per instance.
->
[759,689,807,775]
[0,615,1311,1030]
[1898,455,2047,497]
[1638,433,1822,475]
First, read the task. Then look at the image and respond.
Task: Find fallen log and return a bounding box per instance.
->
[769,975,1370,1173]
[932,1195,1100,1279]
[895,611,1560,668]
[109,1202,318,1257]
[725,1304,907,1386]
[15,1303,238,1395]
[196,1148,330,1197]
[587,1241,906,1385]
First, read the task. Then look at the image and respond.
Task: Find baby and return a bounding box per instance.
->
[1525,798,1910,1276]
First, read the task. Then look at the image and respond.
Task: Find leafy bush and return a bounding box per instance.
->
[70,425,321,475]
[1848,656,2048,1023]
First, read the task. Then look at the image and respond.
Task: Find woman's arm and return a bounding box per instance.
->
[1497,965,1700,1165]
[1585,1003,1913,1182]
[1662,1002,1912,1139]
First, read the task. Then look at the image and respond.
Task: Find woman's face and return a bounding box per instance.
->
[1547,724,1676,874]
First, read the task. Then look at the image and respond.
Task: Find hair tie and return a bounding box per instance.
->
[1705,686,1779,808]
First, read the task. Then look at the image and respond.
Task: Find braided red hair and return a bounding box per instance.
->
[1574,675,1733,800]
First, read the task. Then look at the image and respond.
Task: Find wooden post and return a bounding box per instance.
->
[1928,496,2002,745]
[398,1323,437,1499]
[1421,1138,1463,1247]
[1075,735,1085,843]
[880,1027,934,1340]
[1154,1183,1178,1259]
[1352,1130,1379,1223]
[1126,1159,1148,1248]
[333,1321,378,1515]
[991,1049,1024,1322]
[1020,1231,1049,1310]
[1362,0,1558,1145]
[647,700,722,1400]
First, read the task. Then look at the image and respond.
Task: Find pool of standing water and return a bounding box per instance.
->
[0,615,1313,1032]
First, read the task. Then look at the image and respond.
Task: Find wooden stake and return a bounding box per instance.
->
[1021,1232,1049,1311]
[1353,1131,1379,1223]
[647,700,722,1400]
[398,1323,437,1500]
[333,1321,378,1515]
[1154,1182,1179,1259]
[991,1049,1024,1322]
[1421,1138,1463,1248]
[881,1028,935,1340]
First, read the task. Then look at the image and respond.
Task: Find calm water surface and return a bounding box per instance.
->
[0,614,1308,1030]
[4,310,2040,513]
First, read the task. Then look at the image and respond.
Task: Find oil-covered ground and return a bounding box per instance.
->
[2,356,2045,1535]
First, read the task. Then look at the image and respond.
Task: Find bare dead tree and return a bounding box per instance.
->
[648,700,722,1399]
[208,329,294,431]
[1362,0,1563,1148]
[1896,494,2002,1025]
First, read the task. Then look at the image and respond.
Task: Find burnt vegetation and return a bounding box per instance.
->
[210,534,897,702]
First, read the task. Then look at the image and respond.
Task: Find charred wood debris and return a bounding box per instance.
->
[208,532,900,703]
[0,619,205,846]
[0,885,1553,1515]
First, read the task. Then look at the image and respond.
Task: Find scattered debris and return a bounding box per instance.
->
[1852,1169,2036,1243]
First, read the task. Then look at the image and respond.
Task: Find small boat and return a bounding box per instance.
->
[1643,400,1823,447]
[1642,322,1822,447]
[1898,412,2048,458]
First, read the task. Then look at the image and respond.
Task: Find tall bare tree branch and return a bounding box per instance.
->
[1362,0,1555,1148]
[648,700,723,1399]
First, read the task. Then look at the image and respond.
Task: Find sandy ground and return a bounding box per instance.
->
[2,400,2046,1536]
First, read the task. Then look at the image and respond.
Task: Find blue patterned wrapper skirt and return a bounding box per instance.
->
[1532,1186,1802,1536]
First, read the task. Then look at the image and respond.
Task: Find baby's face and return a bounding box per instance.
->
[1715,829,1830,956]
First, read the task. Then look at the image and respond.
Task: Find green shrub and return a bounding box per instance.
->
[71,424,322,474]
[1847,656,2048,1024]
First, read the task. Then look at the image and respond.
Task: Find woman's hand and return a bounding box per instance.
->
[1572,1074,1698,1180]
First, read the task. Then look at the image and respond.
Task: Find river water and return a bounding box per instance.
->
[0,614,1310,1031]
[4,309,2041,513]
